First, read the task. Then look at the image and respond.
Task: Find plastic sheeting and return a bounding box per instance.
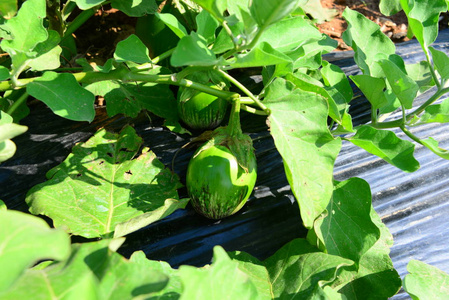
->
[2,30,449,299]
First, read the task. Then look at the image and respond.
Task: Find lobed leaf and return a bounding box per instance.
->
[250,0,301,27]
[26,126,182,238]
[350,75,388,110]
[421,137,449,159]
[313,178,380,265]
[348,125,420,172]
[228,42,292,68]
[0,210,71,292]
[403,260,449,299]
[264,78,341,228]
[27,72,96,122]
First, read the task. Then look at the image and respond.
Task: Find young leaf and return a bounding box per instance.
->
[228,42,292,68]
[250,0,300,27]
[27,72,95,122]
[378,59,419,109]
[114,34,151,64]
[401,0,447,49]
[196,9,220,44]
[380,0,402,15]
[111,0,158,17]
[0,112,28,163]
[421,137,449,159]
[0,0,47,54]
[0,210,71,292]
[430,46,449,80]
[403,260,449,299]
[313,178,380,265]
[350,75,388,110]
[412,98,449,125]
[342,8,396,77]
[179,246,262,299]
[348,125,420,172]
[405,60,435,92]
[171,32,218,67]
[264,78,342,228]
[335,206,402,298]
[26,30,62,72]
[264,239,353,298]
[155,13,188,39]
[26,126,182,238]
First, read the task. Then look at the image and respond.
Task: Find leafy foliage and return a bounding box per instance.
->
[1,0,449,299]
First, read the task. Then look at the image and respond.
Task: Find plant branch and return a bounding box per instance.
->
[400,125,423,144]
[6,91,29,116]
[63,7,97,40]
[240,104,268,115]
[217,69,270,114]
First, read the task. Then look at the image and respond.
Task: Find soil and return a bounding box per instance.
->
[317,0,449,50]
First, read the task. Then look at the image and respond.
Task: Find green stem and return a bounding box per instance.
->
[217,69,270,114]
[371,86,449,129]
[6,91,29,115]
[400,125,423,145]
[61,1,78,21]
[425,47,441,89]
[134,48,176,71]
[228,98,242,136]
[63,7,97,39]
[240,104,268,115]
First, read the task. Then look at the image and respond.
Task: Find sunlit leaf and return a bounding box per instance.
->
[111,0,158,17]
[421,137,449,159]
[348,125,420,172]
[192,0,227,22]
[26,126,182,238]
[114,34,151,64]
[228,42,292,68]
[403,260,449,299]
[27,72,96,122]
[0,210,71,292]
[196,10,219,44]
[171,32,218,67]
[264,78,341,228]
[155,13,188,39]
[250,0,301,27]
[430,46,449,80]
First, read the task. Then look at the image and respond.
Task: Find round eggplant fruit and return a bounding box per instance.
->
[186,143,257,219]
[177,86,228,130]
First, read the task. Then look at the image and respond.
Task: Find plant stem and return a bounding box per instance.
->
[240,104,268,115]
[6,91,29,116]
[217,69,270,114]
[400,125,423,144]
[134,48,176,71]
[63,7,97,40]
[425,47,441,89]
[371,86,449,129]
[228,98,242,136]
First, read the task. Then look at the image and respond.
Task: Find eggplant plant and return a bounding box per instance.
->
[1,0,449,299]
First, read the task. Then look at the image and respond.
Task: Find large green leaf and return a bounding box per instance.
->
[321,61,353,103]
[114,34,151,64]
[403,260,449,299]
[155,13,188,39]
[264,78,341,228]
[313,178,380,264]
[27,72,96,122]
[25,30,62,71]
[0,210,71,293]
[348,125,420,172]
[401,0,447,49]
[196,10,219,44]
[179,246,262,300]
[111,0,158,17]
[250,0,300,27]
[171,32,218,67]
[342,8,396,77]
[378,59,419,109]
[26,126,182,238]
[264,239,353,299]
[335,206,402,299]
[0,0,47,54]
